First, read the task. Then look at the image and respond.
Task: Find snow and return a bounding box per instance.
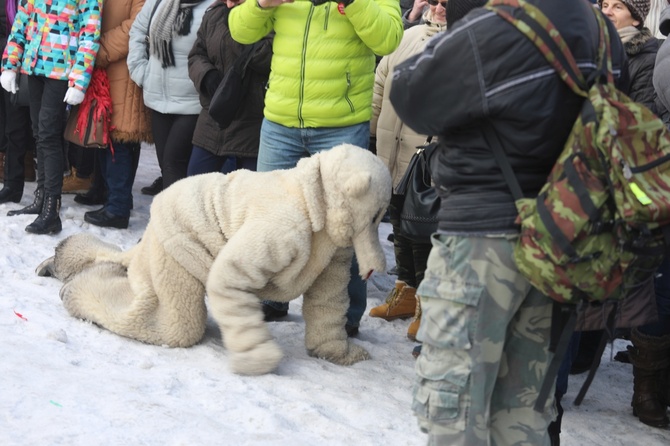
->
[1,144,670,445]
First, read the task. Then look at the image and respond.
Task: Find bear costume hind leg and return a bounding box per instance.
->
[52,232,209,348]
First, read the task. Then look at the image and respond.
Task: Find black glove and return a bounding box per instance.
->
[202,69,224,99]
[310,0,354,6]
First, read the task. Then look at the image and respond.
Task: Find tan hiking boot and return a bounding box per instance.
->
[407,294,422,341]
[369,281,416,320]
[62,167,92,194]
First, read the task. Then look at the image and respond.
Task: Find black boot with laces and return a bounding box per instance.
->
[25,194,62,235]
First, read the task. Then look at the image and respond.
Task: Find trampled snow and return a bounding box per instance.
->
[1,144,669,445]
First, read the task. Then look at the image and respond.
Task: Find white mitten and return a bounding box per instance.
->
[0,70,18,94]
[63,87,85,105]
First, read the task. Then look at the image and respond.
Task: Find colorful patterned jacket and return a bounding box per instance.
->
[1,0,102,93]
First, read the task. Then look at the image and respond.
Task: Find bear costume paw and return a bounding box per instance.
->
[228,340,284,375]
[308,340,371,366]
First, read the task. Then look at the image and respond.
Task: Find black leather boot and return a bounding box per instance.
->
[629,328,670,427]
[0,186,23,204]
[25,194,62,235]
[8,187,44,216]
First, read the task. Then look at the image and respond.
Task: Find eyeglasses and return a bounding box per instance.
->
[427,0,447,6]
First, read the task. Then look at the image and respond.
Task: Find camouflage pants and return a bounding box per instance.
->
[414,233,556,446]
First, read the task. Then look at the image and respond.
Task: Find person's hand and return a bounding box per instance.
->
[409,0,428,22]
[63,87,86,105]
[256,0,294,8]
[1,70,18,94]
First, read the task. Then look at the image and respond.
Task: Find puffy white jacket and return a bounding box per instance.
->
[127,0,208,114]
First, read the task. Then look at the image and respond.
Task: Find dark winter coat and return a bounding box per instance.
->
[1,0,7,53]
[187,3,272,158]
[389,0,629,233]
[625,27,662,115]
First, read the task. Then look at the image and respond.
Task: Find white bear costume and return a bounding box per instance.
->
[38,145,392,375]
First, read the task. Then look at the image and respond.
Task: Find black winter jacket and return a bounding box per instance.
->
[625,28,662,115]
[187,3,272,158]
[390,0,628,233]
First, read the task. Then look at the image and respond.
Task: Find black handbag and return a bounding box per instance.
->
[208,43,259,129]
[9,72,30,108]
[393,138,440,241]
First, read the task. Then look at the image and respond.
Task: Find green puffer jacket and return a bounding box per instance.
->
[230,0,403,128]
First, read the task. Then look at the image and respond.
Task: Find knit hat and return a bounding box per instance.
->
[600,0,651,25]
[447,0,488,28]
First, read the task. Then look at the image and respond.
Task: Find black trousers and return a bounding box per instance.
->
[150,110,198,190]
[2,90,35,190]
[28,76,69,196]
[389,193,432,288]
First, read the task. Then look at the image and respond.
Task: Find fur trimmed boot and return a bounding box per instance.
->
[25,194,62,234]
[628,328,670,427]
[369,281,416,320]
[7,187,44,216]
[407,294,422,341]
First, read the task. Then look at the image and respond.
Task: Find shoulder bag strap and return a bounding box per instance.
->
[235,43,261,77]
[145,0,164,57]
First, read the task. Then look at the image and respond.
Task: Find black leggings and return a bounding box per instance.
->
[150,110,198,190]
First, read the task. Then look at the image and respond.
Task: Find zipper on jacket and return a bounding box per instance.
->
[298,6,316,128]
[344,72,355,113]
[324,4,330,30]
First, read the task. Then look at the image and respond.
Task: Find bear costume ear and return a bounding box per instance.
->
[343,172,372,198]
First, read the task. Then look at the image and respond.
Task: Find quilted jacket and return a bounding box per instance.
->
[1,0,102,92]
[229,0,403,128]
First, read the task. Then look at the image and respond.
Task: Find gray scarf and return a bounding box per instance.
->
[150,0,203,68]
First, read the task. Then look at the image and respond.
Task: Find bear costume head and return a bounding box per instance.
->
[300,144,392,281]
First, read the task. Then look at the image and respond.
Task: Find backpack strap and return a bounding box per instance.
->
[487,0,613,93]
[573,305,617,406]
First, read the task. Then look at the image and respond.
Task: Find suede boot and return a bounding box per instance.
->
[25,194,62,235]
[407,294,422,341]
[369,281,416,320]
[628,328,670,427]
[8,187,44,216]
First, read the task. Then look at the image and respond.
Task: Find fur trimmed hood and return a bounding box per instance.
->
[624,27,655,57]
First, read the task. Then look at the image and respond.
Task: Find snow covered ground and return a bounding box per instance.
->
[1,144,670,445]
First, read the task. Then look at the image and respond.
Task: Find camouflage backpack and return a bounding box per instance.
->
[486,0,670,305]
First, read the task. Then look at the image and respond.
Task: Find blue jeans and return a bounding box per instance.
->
[640,254,670,337]
[259,119,370,327]
[187,145,256,176]
[101,141,140,218]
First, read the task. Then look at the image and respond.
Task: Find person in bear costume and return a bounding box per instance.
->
[36,144,392,375]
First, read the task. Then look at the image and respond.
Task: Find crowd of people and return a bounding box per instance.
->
[1,0,670,444]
